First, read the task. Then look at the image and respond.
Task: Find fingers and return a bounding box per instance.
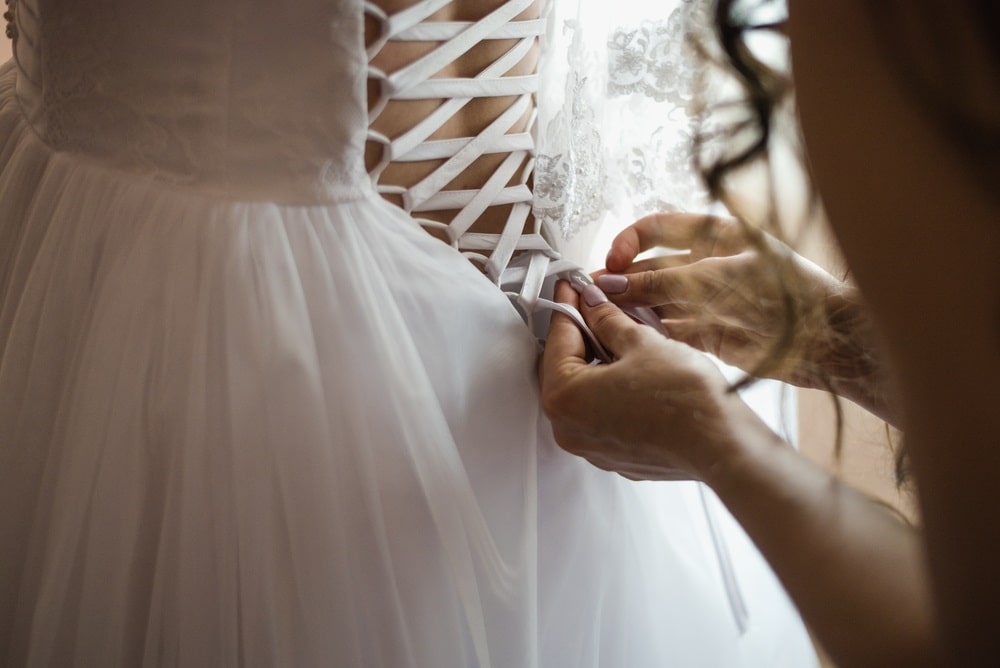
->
[606,213,725,272]
[594,265,700,310]
[577,284,655,357]
[541,281,589,387]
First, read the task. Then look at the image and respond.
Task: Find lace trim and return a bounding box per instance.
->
[533,71,606,241]
[534,1,714,240]
[607,14,698,106]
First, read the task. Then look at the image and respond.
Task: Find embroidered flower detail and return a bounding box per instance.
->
[533,74,607,240]
[608,19,688,104]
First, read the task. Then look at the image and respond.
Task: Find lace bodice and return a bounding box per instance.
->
[10,0,370,202]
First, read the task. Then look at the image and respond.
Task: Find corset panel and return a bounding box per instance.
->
[12,0,369,202]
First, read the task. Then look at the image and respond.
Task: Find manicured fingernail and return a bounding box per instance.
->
[596,273,628,294]
[582,284,608,307]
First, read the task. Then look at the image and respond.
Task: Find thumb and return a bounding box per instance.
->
[579,284,653,358]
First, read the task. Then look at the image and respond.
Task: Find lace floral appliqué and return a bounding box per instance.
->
[607,13,698,109]
[533,72,606,241]
[604,4,712,218]
[533,1,718,242]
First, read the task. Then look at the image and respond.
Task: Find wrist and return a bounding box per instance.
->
[699,391,790,491]
[809,286,897,422]
[810,286,874,385]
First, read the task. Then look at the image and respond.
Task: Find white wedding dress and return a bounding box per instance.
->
[0,0,816,665]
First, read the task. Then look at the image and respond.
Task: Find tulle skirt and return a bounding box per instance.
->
[0,62,815,667]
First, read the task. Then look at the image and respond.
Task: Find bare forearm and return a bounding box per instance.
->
[705,421,940,665]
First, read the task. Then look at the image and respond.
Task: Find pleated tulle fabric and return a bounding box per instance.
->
[0,2,817,664]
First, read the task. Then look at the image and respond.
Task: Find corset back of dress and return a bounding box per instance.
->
[12,0,369,202]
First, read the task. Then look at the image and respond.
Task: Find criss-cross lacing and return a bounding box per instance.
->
[364,0,612,361]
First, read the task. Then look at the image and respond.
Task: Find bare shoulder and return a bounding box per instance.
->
[789,0,1000,657]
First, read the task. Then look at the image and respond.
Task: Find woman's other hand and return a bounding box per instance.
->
[596,212,894,420]
[598,212,848,389]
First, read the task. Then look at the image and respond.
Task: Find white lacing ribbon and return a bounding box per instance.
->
[364,0,613,363]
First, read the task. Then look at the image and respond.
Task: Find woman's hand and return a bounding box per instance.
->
[540,280,783,483]
[597,212,850,390]
[595,212,895,421]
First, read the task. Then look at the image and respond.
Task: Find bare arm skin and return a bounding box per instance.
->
[596,212,895,424]
[541,282,940,666]
[790,1,1000,662]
